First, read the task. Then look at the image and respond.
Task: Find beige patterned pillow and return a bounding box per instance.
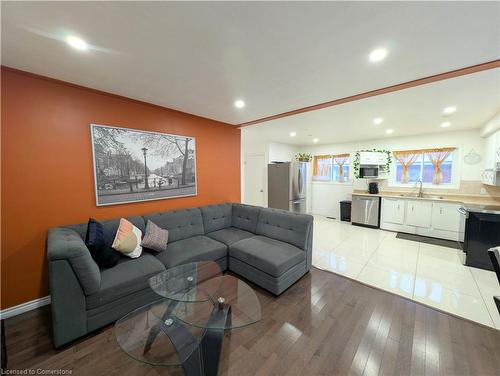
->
[111,218,143,258]
[141,220,169,252]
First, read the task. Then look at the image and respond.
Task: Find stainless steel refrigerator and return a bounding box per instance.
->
[267,162,307,213]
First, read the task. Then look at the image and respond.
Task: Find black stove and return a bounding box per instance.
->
[463,204,500,215]
[461,205,500,271]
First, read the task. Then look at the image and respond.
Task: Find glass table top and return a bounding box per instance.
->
[149,261,222,302]
[115,300,204,367]
[116,262,261,367]
[171,275,261,330]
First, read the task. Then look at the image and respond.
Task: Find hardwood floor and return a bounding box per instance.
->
[4,267,500,375]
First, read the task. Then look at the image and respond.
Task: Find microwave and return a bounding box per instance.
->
[359,166,379,178]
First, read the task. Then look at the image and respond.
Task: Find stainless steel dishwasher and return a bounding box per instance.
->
[351,195,381,228]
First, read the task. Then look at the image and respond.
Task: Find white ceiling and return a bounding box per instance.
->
[243,68,500,145]
[2,2,499,125]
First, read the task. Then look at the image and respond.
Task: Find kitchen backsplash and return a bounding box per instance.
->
[353,180,500,197]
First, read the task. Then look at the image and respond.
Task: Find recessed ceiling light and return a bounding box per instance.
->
[442,106,456,115]
[66,35,88,51]
[234,99,245,109]
[312,138,319,143]
[369,48,388,63]
[385,129,394,135]
[290,132,297,137]
[373,117,384,125]
[440,122,451,128]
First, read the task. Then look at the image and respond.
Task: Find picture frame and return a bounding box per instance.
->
[90,124,197,206]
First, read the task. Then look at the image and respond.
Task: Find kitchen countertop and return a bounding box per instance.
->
[351,190,500,207]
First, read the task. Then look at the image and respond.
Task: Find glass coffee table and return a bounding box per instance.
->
[115,261,261,375]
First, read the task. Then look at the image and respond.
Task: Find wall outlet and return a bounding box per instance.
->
[480,187,487,195]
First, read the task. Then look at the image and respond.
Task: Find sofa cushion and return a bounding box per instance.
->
[229,236,305,277]
[155,236,227,268]
[143,208,204,243]
[86,253,165,309]
[206,227,255,246]
[200,204,232,233]
[256,208,313,250]
[232,204,261,233]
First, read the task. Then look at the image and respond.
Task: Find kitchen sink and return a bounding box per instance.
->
[398,194,444,200]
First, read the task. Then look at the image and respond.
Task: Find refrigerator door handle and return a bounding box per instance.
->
[298,168,302,195]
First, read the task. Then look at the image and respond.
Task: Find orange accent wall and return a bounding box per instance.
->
[0,67,241,309]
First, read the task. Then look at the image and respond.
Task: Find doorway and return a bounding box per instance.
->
[243,153,266,206]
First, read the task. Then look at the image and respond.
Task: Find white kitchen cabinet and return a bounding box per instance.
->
[431,202,462,232]
[496,131,500,165]
[482,130,500,186]
[482,129,500,186]
[484,133,497,170]
[380,197,463,241]
[406,200,432,228]
[381,198,405,224]
[359,151,387,165]
[482,169,495,185]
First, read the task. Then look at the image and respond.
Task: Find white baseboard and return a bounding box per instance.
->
[0,296,51,320]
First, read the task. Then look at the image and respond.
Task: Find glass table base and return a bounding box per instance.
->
[115,300,203,367]
[116,299,232,376]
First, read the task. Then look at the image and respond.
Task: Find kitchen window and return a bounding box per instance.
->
[313,154,350,182]
[391,147,456,186]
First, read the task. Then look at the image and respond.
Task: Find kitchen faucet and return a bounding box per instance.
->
[417,179,424,197]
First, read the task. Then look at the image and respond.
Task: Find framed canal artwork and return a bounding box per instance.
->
[90,124,197,206]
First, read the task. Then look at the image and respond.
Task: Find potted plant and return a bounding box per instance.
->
[295,153,312,162]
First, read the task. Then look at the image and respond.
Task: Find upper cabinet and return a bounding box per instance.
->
[482,129,500,186]
[359,152,387,165]
[496,131,500,165]
[484,131,497,169]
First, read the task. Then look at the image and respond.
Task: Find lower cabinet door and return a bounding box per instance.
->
[432,203,461,232]
[382,198,404,224]
[406,200,432,228]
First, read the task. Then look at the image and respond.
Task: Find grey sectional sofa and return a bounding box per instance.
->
[47,203,313,347]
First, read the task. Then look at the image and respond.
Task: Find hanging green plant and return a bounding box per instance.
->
[352,149,392,178]
[295,153,312,162]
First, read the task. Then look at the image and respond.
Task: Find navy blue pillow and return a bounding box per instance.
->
[85,218,120,268]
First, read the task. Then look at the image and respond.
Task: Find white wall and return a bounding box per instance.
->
[241,128,486,217]
[298,129,485,217]
[268,142,297,162]
[300,129,484,181]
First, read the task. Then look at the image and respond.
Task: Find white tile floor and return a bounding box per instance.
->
[312,215,500,329]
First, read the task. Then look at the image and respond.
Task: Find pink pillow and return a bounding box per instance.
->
[141,220,169,252]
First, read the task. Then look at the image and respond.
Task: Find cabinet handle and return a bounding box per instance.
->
[397,203,400,210]
[440,208,443,215]
[411,205,414,212]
